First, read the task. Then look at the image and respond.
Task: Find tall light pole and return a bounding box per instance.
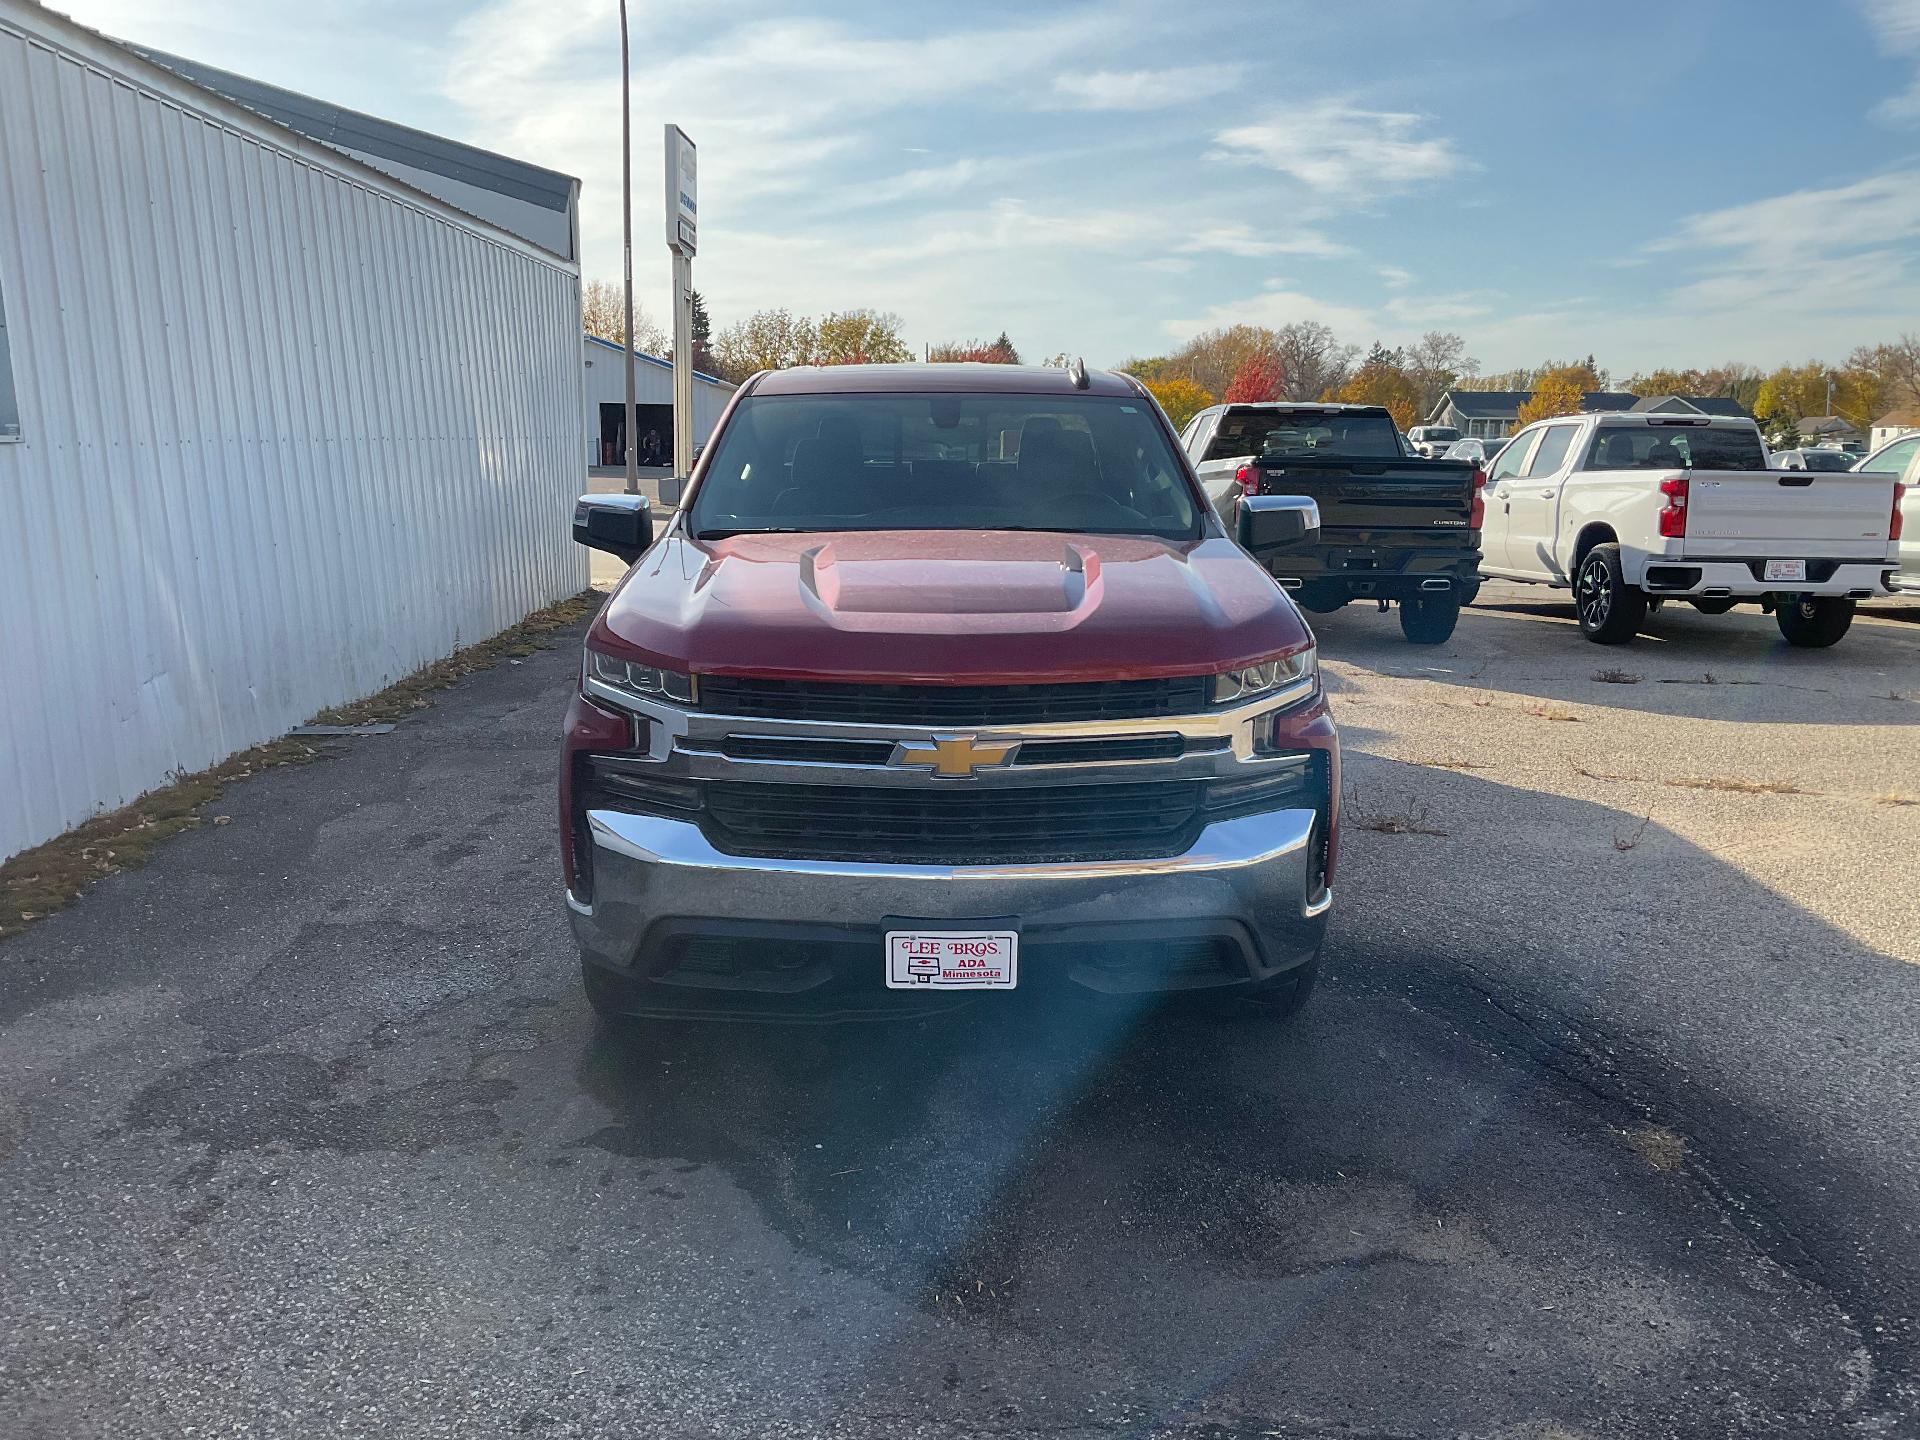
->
[619,0,638,496]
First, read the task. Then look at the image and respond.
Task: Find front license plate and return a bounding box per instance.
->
[885,931,1018,989]
[1764,559,1807,582]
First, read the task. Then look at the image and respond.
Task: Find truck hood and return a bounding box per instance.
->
[589,528,1311,685]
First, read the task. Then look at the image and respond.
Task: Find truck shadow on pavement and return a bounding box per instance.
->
[557,754,1918,1434]
[1304,595,1920,726]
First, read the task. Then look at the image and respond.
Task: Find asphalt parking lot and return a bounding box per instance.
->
[3,586,1918,1438]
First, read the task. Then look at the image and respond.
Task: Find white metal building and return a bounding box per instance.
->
[580,333,734,467]
[0,0,587,861]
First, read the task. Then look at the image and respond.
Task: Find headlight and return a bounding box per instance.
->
[1212,646,1316,704]
[585,648,697,705]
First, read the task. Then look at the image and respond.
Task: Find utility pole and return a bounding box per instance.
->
[619,0,638,496]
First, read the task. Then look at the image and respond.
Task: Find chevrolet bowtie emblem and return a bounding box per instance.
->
[892,734,1018,778]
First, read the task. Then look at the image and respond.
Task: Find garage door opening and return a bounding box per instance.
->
[598,402,673,467]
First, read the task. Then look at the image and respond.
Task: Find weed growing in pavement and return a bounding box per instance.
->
[1524,702,1582,721]
[0,589,604,940]
[1612,815,1653,851]
[1346,790,1449,837]
[1620,1125,1688,1172]
[1415,757,1487,771]
[1572,762,1645,782]
[1592,668,1643,684]
[1666,776,1809,795]
[1873,792,1920,807]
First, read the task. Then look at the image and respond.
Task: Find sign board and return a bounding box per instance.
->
[664,125,696,256]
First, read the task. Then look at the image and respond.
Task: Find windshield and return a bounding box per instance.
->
[689,392,1201,540]
[1204,408,1402,460]
[1584,424,1768,471]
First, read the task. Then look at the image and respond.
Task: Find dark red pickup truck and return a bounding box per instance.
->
[561,364,1339,1021]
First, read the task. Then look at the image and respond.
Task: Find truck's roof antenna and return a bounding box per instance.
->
[1067,356,1089,390]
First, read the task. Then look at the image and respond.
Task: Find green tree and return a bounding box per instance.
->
[1143,377,1213,430]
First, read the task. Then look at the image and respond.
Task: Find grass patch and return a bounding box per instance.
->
[1621,1124,1688,1173]
[2,589,601,940]
[1665,776,1808,795]
[1524,703,1582,722]
[1873,791,1920,807]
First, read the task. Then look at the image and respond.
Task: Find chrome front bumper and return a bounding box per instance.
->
[568,806,1329,1010]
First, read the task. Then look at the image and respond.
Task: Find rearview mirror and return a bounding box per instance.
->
[572,493,652,562]
[657,474,689,508]
[1237,494,1320,553]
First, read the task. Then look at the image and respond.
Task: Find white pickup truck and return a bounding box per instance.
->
[1477,412,1902,646]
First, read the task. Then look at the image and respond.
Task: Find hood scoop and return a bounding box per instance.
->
[799,540,1101,618]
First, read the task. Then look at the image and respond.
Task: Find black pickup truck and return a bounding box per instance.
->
[1180,402,1484,644]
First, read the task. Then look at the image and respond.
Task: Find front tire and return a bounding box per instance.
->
[1775,595,1854,648]
[1398,593,1461,645]
[1574,543,1647,645]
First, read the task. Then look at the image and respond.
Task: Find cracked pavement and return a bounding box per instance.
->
[2,587,1918,1438]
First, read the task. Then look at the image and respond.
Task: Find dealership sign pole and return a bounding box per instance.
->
[665,126,697,480]
[618,1,637,495]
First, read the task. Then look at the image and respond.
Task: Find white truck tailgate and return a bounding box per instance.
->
[1681,470,1894,559]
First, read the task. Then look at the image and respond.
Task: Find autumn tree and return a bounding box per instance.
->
[1120,355,1174,381]
[581,278,667,355]
[814,308,913,365]
[1224,354,1285,403]
[1516,372,1587,426]
[1402,331,1479,417]
[1331,347,1422,429]
[1272,321,1359,401]
[1144,377,1214,430]
[1162,325,1282,399]
[929,331,1021,363]
[709,308,819,382]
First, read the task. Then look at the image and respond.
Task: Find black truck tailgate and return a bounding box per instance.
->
[1250,457,1478,535]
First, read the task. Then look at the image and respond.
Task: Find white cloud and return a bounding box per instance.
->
[1163,283,1376,344]
[1860,0,1920,119]
[1176,223,1352,259]
[1048,65,1245,111]
[1646,168,1920,321]
[1377,265,1415,288]
[1210,100,1465,198]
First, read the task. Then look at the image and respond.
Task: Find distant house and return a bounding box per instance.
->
[1870,407,1920,451]
[1425,389,1749,439]
[1628,394,1754,420]
[1796,415,1864,448]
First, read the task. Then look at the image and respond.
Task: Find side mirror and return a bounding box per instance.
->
[1237,494,1320,553]
[572,493,652,562]
[657,474,689,508]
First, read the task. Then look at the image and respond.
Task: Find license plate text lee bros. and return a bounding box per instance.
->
[885,931,1019,989]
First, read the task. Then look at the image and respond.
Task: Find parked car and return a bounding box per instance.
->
[1442,436,1506,468]
[1181,402,1484,643]
[1405,424,1462,460]
[1853,435,1919,589]
[1477,413,1901,646]
[1771,447,1859,472]
[563,364,1339,1021]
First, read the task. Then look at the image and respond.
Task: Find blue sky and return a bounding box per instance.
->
[63,0,1920,377]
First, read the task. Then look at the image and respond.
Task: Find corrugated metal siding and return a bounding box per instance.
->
[0,10,587,860]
